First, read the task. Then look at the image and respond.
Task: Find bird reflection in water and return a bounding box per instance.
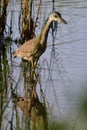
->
[12,86,48,130]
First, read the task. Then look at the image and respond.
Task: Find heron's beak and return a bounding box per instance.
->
[60,17,67,24]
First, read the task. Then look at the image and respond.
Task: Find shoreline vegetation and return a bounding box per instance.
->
[0,0,87,130]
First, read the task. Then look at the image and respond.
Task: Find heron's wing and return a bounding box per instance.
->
[14,37,39,59]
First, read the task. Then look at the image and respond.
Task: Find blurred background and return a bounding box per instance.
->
[0,0,87,130]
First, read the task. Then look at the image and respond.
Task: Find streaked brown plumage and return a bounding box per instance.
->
[14,12,67,66]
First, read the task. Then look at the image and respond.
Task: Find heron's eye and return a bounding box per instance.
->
[54,15,58,18]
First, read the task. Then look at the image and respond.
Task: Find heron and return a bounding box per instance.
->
[13,12,67,67]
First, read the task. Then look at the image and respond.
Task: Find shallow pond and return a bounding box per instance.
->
[1,0,87,130]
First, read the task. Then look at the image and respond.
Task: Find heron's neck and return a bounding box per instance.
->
[39,18,52,44]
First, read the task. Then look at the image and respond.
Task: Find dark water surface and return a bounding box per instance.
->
[2,0,87,130]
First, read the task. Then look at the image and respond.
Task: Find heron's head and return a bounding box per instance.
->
[49,11,67,24]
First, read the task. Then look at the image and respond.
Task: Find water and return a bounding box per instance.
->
[37,0,87,117]
[37,0,87,128]
[1,0,87,129]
